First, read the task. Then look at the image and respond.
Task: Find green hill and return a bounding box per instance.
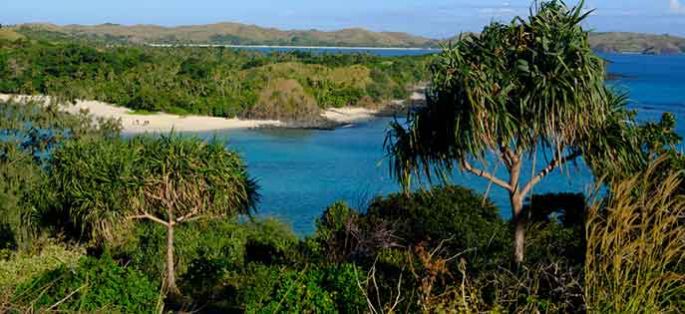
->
[14,23,437,48]
[589,32,685,54]
[10,23,685,54]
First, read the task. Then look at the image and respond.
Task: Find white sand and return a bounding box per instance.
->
[321,107,379,124]
[0,94,382,133]
[0,94,283,133]
[410,91,426,101]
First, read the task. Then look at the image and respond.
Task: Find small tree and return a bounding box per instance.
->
[386,1,613,263]
[48,135,258,295]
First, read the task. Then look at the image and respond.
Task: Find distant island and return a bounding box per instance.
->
[11,22,438,48]
[7,22,685,54]
[589,32,685,55]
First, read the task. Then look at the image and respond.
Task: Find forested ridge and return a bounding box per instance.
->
[0,37,429,123]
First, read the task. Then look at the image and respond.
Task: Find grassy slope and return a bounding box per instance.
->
[0,29,25,42]
[14,23,437,47]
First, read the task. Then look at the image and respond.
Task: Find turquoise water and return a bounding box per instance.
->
[194,53,685,235]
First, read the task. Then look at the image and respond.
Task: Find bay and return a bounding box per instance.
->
[193,52,685,235]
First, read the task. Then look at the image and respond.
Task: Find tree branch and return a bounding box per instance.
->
[128,212,169,227]
[174,206,201,225]
[521,151,582,197]
[462,160,514,192]
[499,146,514,169]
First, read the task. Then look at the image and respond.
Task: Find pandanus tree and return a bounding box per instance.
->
[48,135,258,295]
[386,0,614,263]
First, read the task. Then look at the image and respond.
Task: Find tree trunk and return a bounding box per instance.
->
[511,193,525,264]
[508,157,526,264]
[166,224,180,296]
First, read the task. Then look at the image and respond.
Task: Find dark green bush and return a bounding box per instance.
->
[523,193,587,265]
[234,263,365,313]
[13,254,159,313]
[124,219,245,281]
[367,186,509,270]
[114,218,298,302]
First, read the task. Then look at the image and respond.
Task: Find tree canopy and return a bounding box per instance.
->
[47,135,258,293]
[386,0,619,262]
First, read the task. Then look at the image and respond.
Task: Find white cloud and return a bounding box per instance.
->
[670,0,685,14]
[478,2,520,18]
[478,7,517,17]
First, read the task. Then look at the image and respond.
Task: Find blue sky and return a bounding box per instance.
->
[3,0,685,38]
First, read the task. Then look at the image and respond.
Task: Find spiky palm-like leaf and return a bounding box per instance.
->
[385,0,625,262]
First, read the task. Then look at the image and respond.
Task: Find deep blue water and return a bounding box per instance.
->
[603,53,685,135]
[193,53,685,235]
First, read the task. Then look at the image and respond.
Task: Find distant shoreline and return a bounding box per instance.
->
[0,94,395,134]
[147,43,440,51]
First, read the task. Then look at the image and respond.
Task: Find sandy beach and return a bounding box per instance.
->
[321,107,378,124]
[0,94,389,134]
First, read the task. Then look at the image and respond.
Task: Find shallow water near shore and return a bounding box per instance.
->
[193,53,685,235]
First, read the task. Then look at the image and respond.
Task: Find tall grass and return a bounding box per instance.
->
[585,159,685,313]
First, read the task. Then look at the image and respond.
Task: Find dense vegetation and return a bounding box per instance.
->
[0,38,429,123]
[1,98,681,312]
[1,1,683,313]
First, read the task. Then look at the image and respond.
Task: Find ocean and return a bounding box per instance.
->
[194,52,685,234]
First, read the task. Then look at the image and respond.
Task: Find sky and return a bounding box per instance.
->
[3,0,685,38]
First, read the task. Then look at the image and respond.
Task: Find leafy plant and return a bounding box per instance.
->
[235,263,365,313]
[11,254,160,313]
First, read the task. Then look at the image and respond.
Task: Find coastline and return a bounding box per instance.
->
[147,43,440,51]
[0,93,424,134]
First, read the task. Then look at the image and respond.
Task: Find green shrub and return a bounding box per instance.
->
[323,263,367,313]
[235,263,365,313]
[0,241,83,293]
[244,218,299,264]
[307,187,512,312]
[521,193,587,266]
[125,219,247,283]
[366,186,509,270]
[12,255,160,313]
[116,218,298,302]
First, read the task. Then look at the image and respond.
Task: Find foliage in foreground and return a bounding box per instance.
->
[585,158,685,312]
[0,241,84,301]
[11,254,161,313]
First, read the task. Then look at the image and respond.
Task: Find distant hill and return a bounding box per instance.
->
[10,23,685,54]
[13,23,438,48]
[589,32,685,55]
